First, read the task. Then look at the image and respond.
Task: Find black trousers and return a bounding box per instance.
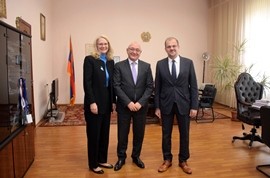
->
[86,112,111,169]
[161,103,190,162]
[116,109,147,160]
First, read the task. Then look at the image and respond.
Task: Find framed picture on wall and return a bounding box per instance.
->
[40,13,46,41]
[85,43,94,56]
[113,56,120,63]
[15,17,32,35]
[0,0,7,18]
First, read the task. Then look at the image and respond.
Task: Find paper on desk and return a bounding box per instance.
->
[26,114,33,123]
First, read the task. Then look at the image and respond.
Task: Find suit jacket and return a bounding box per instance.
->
[83,55,116,115]
[113,59,153,114]
[154,56,198,115]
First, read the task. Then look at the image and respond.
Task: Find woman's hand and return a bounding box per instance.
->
[90,103,98,114]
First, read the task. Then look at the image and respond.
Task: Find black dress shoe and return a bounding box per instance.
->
[99,163,113,169]
[132,157,145,168]
[114,160,125,171]
[90,167,104,174]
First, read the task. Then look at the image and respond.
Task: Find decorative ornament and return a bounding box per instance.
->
[15,17,21,28]
[141,32,151,42]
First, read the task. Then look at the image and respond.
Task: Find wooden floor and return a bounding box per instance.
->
[25,105,269,178]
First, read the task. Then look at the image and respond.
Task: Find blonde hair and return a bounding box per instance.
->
[91,35,114,60]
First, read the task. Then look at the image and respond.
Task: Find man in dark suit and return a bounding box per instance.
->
[113,42,153,171]
[155,37,198,174]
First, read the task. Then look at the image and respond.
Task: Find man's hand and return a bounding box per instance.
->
[128,102,142,111]
[134,102,142,111]
[155,108,161,119]
[189,109,197,118]
[127,102,136,111]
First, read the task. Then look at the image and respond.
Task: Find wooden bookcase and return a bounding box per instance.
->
[0,20,35,178]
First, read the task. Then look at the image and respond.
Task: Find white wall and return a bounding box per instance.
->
[52,0,209,104]
[1,0,209,124]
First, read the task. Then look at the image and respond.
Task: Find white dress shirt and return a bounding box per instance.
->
[168,56,180,77]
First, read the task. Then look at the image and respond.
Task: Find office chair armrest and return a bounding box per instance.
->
[238,100,252,107]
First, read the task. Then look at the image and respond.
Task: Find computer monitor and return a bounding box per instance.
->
[50,78,59,106]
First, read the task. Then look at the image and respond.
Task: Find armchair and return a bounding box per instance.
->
[232,72,264,148]
[256,106,270,177]
[195,84,217,123]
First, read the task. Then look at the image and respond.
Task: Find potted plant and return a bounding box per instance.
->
[212,40,270,121]
[211,40,246,121]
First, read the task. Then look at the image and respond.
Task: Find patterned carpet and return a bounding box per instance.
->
[39,105,229,127]
[193,108,229,122]
[40,105,85,127]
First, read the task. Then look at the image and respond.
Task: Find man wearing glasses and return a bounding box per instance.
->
[155,37,198,174]
[113,42,153,171]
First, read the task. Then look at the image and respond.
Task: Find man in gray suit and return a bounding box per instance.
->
[155,37,198,174]
[113,42,153,171]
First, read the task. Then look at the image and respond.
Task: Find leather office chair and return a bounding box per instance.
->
[232,72,264,148]
[256,106,270,177]
[195,84,217,123]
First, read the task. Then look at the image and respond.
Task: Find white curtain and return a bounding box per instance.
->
[243,0,270,99]
[209,0,246,108]
[209,0,270,107]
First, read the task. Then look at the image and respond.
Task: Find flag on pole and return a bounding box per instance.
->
[67,36,76,105]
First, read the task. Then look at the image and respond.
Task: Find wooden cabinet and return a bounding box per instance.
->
[13,129,27,178]
[0,141,14,178]
[13,124,35,178]
[0,20,35,178]
[24,124,35,168]
[0,125,35,178]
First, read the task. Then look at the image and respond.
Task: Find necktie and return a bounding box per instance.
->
[172,60,177,80]
[131,62,137,84]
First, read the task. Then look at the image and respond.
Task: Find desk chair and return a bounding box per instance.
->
[232,72,264,148]
[256,106,270,177]
[195,84,217,123]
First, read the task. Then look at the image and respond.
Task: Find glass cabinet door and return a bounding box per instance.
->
[0,24,9,143]
[21,34,32,114]
[7,28,21,131]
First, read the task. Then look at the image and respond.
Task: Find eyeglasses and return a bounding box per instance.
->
[166,45,178,49]
[98,43,108,46]
[128,48,141,53]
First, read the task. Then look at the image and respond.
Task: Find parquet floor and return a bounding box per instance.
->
[25,104,269,178]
